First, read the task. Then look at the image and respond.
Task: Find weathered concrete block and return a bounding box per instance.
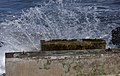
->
[41,39,106,51]
[5,49,120,76]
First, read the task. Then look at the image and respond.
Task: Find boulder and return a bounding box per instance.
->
[111,27,120,47]
[0,73,6,76]
[0,41,4,47]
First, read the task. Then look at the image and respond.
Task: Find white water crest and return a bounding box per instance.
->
[0,0,120,74]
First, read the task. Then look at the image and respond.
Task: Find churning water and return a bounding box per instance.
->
[0,0,120,74]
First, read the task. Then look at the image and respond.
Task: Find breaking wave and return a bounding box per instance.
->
[0,0,120,74]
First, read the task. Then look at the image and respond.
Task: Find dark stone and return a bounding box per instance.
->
[105,48,112,52]
[1,73,6,76]
[0,41,4,47]
[111,27,120,47]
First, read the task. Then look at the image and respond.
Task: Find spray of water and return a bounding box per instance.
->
[0,0,119,74]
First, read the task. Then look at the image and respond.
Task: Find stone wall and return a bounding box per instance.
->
[5,49,120,76]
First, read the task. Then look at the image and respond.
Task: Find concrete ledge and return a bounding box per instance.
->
[5,49,120,58]
[5,49,120,76]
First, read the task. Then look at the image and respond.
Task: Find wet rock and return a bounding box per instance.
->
[0,41,4,47]
[0,73,6,76]
[111,27,120,47]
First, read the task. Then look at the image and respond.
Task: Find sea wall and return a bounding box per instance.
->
[5,49,120,76]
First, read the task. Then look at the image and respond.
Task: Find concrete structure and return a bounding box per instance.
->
[41,39,106,51]
[5,49,120,76]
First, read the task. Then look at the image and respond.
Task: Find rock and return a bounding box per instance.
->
[111,27,120,47]
[0,73,6,76]
[0,41,4,47]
